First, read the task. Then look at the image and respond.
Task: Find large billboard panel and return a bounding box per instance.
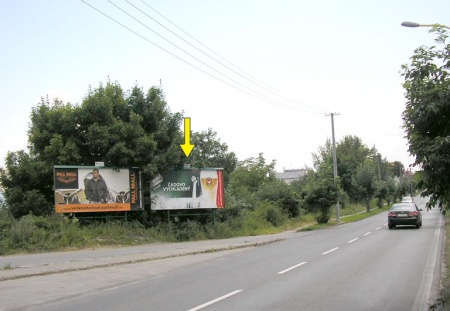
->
[150,168,225,210]
[54,166,142,213]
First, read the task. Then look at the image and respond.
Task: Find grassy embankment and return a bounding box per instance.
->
[434,213,450,310]
[0,200,389,259]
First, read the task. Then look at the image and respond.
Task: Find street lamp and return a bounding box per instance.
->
[401,21,450,30]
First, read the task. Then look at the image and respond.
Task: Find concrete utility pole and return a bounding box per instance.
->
[326,112,340,223]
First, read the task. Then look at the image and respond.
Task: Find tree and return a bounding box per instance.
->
[307,140,343,223]
[227,153,276,209]
[401,26,450,208]
[0,151,53,217]
[335,135,370,202]
[258,179,301,217]
[388,161,404,178]
[189,129,238,184]
[352,160,378,212]
[303,170,339,224]
[0,81,184,217]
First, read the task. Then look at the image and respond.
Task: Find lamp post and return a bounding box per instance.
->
[401,21,450,30]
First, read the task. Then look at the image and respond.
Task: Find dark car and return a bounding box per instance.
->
[388,202,423,229]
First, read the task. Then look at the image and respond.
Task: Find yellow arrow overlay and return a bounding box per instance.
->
[180,117,195,157]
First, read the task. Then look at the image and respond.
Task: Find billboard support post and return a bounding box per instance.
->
[165,209,217,225]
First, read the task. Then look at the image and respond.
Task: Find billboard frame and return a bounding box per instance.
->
[150,167,225,211]
[53,165,142,214]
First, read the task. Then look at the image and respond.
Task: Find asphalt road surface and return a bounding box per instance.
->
[0,196,443,311]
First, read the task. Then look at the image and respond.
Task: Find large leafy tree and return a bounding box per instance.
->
[388,161,404,178]
[189,129,238,184]
[1,81,184,217]
[226,153,300,218]
[352,160,378,212]
[0,151,53,217]
[228,153,276,207]
[401,26,450,208]
[308,140,341,222]
[335,135,370,202]
[257,179,301,217]
[303,169,339,224]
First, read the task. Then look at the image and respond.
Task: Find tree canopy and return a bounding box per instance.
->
[401,26,450,207]
[1,81,184,217]
[189,128,238,183]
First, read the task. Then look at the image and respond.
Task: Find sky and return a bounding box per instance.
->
[1,0,449,173]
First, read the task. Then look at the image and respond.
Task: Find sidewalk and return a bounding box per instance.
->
[0,230,298,281]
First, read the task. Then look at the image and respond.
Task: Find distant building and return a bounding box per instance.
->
[276,168,308,184]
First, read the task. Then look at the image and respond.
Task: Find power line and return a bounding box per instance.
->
[82,0,328,114]
[81,0,307,111]
[138,0,329,114]
[109,0,286,107]
[135,0,280,97]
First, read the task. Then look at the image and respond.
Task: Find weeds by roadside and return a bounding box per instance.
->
[0,200,385,256]
[432,213,450,310]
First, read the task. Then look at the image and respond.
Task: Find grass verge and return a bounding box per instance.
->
[434,213,450,310]
[297,205,391,232]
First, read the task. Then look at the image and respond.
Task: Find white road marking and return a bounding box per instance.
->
[375,226,382,230]
[278,262,307,274]
[322,247,339,255]
[187,290,242,311]
[364,232,372,236]
[347,238,359,244]
[412,216,443,310]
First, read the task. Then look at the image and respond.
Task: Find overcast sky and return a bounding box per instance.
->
[1,0,449,172]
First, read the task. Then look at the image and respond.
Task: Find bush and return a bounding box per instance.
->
[257,180,301,217]
[175,220,207,241]
[315,210,331,224]
[314,204,332,224]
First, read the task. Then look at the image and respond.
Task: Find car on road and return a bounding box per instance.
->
[388,202,422,229]
[401,196,413,203]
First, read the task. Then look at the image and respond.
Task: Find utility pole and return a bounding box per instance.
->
[326,112,340,223]
[371,154,382,181]
[376,155,382,181]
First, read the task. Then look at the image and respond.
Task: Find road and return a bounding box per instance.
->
[0,196,443,310]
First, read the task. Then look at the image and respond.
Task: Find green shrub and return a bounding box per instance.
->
[175,220,207,241]
[257,202,288,227]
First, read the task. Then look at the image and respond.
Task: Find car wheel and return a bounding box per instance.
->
[416,223,421,229]
[388,224,394,229]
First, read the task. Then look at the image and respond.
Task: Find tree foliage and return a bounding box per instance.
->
[335,135,370,201]
[401,26,450,208]
[257,179,301,217]
[0,151,53,218]
[189,128,238,183]
[303,170,339,223]
[228,153,276,196]
[352,160,378,212]
[1,81,184,217]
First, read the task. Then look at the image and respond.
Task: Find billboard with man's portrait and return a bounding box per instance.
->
[54,166,142,213]
[150,168,225,210]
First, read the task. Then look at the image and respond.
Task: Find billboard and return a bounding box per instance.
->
[150,168,225,210]
[54,166,142,213]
